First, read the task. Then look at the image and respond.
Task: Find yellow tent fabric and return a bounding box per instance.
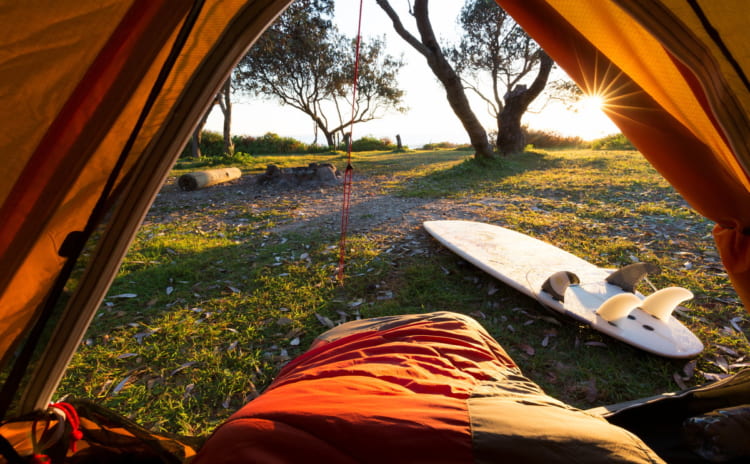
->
[0,0,291,415]
[0,0,749,415]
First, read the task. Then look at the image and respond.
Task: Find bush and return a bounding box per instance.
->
[485,127,584,151]
[182,130,225,157]
[233,132,309,154]
[522,127,585,149]
[349,136,396,152]
[422,141,461,150]
[183,131,336,158]
[590,133,634,150]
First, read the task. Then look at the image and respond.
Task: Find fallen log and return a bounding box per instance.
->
[178,167,242,191]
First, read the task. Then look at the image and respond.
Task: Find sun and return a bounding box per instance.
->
[566,94,616,140]
[577,94,606,117]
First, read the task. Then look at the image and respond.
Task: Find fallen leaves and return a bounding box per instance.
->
[170,361,197,377]
[582,379,598,403]
[112,376,133,395]
[134,328,159,344]
[673,372,688,390]
[541,328,557,347]
[223,285,241,294]
[673,360,697,390]
[276,316,293,327]
[315,313,335,329]
[183,383,195,400]
[517,344,535,356]
[584,341,608,349]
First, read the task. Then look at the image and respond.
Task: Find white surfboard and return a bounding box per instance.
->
[423,220,703,358]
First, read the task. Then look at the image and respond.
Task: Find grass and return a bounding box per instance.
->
[59,148,749,436]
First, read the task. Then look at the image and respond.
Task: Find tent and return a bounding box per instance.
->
[0,0,748,462]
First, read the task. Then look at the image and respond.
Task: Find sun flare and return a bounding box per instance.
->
[563,94,614,140]
[577,95,606,116]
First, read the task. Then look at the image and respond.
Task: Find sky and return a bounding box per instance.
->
[205,1,620,148]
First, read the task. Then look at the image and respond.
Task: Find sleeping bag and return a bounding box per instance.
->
[193,311,664,463]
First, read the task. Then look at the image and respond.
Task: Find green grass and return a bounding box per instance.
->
[59,148,749,436]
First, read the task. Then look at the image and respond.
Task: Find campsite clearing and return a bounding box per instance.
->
[59,148,749,435]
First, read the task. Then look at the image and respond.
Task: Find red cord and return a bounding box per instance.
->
[337,0,364,284]
[50,402,83,453]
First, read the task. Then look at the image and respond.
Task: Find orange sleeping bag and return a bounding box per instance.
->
[193,312,662,463]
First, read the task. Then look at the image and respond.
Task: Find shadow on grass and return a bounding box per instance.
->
[395,149,562,198]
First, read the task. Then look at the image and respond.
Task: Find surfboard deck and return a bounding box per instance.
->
[423,220,703,358]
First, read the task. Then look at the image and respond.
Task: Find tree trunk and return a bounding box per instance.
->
[324,130,336,149]
[190,108,212,158]
[223,111,233,156]
[496,102,527,155]
[217,78,234,156]
[376,0,495,160]
[190,130,201,158]
[496,53,554,155]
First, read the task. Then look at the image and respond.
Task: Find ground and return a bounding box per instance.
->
[154,170,480,249]
[61,151,749,434]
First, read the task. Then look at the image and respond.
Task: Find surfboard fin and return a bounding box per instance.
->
[596,293,641,321]
[541,271,580,301]
[606,262,660,293]
[641,287,693,321]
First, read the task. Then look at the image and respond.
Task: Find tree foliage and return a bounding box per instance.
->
[376,0,495,160]
[451,0,553,155]
[234,0,405,148]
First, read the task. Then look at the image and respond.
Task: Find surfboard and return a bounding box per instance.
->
[423,220,703,358]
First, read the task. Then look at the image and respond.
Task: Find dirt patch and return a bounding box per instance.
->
[153,170,480,246]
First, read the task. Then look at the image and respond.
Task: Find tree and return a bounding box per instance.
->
[234,0,405,148]
[451,0,553,155]
[216,78,234,156]
[328,36,407,147]
[189,77,233,158]
[376,0,495,160]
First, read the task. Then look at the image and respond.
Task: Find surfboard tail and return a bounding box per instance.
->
[541,271,580,302]
[605,262,660,293]
[640,287,693,321]
[596,293,641,321]
[595,287,694,322]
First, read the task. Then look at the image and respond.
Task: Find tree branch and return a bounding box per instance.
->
[375,0,430,57]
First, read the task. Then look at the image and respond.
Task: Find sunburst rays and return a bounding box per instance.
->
[574,52,652,127]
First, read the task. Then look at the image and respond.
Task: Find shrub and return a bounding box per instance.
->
[179,130,226,158]
[590,133,635,150]
[233,132,309,154]
[183,131,336,157]
[522,127,585,149]
[422,141,460,150]
[485,128,584,151]
[349,136,396,152]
